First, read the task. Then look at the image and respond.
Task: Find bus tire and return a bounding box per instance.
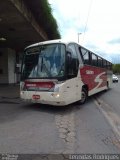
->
[79,88,88,104]
[107,81,109,90]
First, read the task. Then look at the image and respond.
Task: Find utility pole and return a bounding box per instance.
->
[78,33,82,43]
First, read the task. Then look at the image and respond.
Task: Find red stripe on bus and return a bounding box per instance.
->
[25,81,55,89]
[80,66,107,91]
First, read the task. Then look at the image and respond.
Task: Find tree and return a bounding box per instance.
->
[112,64,120,74]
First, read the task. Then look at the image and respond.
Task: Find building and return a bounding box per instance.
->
[0,0,60,84]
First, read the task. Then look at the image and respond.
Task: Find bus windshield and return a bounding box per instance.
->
[21,43,66,80]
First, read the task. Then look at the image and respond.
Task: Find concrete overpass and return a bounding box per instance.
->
[0,0,60,84]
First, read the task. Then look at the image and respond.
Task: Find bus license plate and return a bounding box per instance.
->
[32,95,40,100]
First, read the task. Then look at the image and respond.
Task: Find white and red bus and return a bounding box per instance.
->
[20,40,112,106]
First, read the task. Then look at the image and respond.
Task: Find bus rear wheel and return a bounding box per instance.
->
[79,88,87,104]
[107,81,109,89]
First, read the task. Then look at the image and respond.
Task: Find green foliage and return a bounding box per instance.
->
[25,0,61,39]
[39,0,61,39]
[112,64,120,74]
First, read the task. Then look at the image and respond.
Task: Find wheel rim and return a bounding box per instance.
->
[81,91,86,103]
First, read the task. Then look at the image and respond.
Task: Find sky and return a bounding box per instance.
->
[48,0,120,63]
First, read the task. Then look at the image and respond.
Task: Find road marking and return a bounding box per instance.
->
[55,111,76,153]
[94,97,120,149]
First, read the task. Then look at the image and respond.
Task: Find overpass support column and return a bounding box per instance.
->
[0,48,17,84]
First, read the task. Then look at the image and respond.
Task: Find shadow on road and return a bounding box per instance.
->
[0,88,104,124]
[0,95,92,124]
[22,103,74,114]
[93,88,112,99]
[21,96,93,114]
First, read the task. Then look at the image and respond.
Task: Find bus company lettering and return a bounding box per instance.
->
[86,70,94,75]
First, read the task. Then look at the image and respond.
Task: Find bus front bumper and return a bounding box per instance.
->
[20,91,68,106]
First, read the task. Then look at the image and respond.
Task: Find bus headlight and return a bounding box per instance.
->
[51,93,60,98]
[20,91,24,96]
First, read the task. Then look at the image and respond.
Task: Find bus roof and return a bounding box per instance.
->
[25,39,68,49]
[25,39,112,64]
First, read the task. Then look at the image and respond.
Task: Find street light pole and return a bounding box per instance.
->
[78,33,82,43]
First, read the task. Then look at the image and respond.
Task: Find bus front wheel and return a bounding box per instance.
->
[79,88,87,104]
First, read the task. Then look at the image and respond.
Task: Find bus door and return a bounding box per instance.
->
[66,44,80,102]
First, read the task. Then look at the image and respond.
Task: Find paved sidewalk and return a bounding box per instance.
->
[0,84,20,98]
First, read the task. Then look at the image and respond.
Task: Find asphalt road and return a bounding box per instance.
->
[0,80,120,155]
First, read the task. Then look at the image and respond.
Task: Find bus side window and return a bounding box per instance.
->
[107,62,112,70]
[92,53,98,66]
[110,63,112,70]
[81,48,90,65]
[98,57,103,67]
[103,60,106,68]
[78,47,84,63]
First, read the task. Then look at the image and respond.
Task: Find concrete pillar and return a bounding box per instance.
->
[0,48,17,84]
[0,48,8,84]
[8,48,16,84]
